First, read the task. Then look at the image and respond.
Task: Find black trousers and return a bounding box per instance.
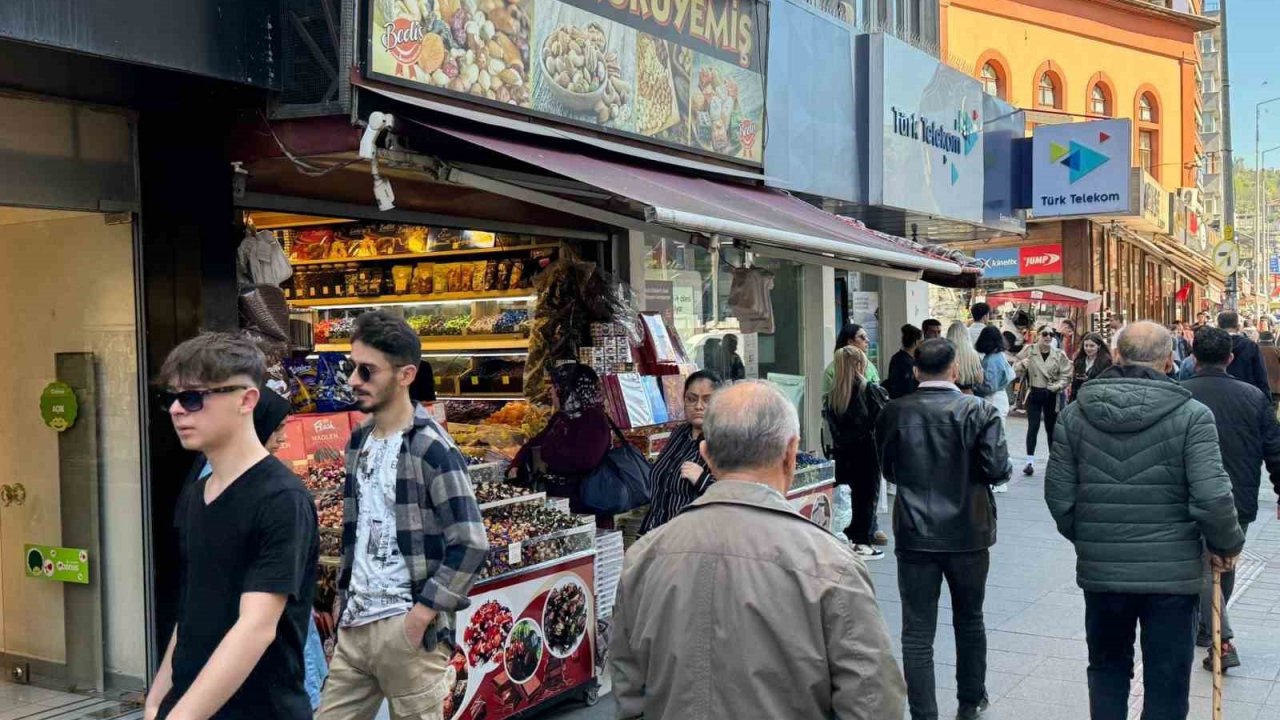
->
[1084,592,1196,720]
[835,446,880,544]
[898,549,989,720]
[1025,387,1059,456]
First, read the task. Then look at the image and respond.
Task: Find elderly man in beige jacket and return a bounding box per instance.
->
[611,380,905,720]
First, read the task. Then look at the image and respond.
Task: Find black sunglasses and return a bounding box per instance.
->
[1040,332,1054,337]
[343,358,410,383]
[158,386,249,413]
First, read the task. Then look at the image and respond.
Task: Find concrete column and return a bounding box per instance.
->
[880,277,932,360]
[802,264,836,451]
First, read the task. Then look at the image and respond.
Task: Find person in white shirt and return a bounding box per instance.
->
[967,302,991,347]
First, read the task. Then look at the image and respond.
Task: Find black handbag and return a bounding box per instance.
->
[580,421,654,514]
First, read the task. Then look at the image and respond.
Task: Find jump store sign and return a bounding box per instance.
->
[975,244,1063,279]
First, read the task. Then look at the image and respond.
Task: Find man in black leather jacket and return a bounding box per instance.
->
[1182,326,1280,670]
[876,339,1012,720]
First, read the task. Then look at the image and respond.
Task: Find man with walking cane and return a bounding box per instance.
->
[1046,322,1243,720]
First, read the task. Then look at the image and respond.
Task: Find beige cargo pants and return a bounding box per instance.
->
[316,614,454,720]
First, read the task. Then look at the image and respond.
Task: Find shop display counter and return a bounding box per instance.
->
[788,459,836,532]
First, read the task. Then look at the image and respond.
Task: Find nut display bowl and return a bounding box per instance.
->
[539,49,605,112]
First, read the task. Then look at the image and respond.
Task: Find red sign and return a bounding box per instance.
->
[1019,244,1063,276]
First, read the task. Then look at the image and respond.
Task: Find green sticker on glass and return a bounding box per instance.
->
[24,544,89,584]
[40,382,78,432]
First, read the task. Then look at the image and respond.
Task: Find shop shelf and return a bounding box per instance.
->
[288,242,562,267]
[290,289,537,309]
[479,521,596,581]
[315,336,530,353]
[478,491,547,513]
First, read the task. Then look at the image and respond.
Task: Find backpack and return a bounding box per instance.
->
[823,382,889,448]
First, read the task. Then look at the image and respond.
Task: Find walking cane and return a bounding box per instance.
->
[1212,568,1224,720]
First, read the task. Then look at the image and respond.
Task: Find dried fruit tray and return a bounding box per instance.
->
[478,491,547,513]
[467,460,510,485]
[790,461,836,492]
[479,521,596,581]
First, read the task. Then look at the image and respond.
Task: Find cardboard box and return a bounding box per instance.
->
[301,412,353,457]
[274,417,307,465]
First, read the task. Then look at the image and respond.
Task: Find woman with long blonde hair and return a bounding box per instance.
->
[946,322,986,394]
[824,345,890,558]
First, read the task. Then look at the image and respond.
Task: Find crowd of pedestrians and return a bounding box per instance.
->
[144,303,1280,720]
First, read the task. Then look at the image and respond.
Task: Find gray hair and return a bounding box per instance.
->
[702,380,800,474]
[1116,321,1172,368]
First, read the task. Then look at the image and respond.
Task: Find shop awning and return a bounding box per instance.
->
[984,285,1102,313]
[424,124,970,277]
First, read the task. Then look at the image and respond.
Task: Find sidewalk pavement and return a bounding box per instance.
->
[551,415,1280,720]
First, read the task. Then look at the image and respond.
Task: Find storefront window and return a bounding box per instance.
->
[642,236,802,382]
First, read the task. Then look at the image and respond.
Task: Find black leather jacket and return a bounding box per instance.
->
[875,385,1012,552]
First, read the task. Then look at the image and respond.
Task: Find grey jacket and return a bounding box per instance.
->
[1046,365,1245,595]
[611,480,904,720]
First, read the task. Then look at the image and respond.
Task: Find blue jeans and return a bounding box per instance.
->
[898,549,989,720]
[1084,592,1197,720]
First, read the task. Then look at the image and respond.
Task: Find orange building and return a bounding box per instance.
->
[941,0,1221,325]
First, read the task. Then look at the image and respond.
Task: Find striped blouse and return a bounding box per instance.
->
[639,423,714,535]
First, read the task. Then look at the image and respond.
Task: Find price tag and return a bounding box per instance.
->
[501,376,510,386]
[508,541,522,565]
[470,376,480,386]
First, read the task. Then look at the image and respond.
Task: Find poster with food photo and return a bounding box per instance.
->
[529,0,636,133]
[688,53,765,163]
[370,0,535,108]
[634,33,690,144]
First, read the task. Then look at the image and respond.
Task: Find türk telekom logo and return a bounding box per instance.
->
[1019,244,1063,275]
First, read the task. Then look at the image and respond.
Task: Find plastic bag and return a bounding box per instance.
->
[832,484,852,538]
[315,353,357,412]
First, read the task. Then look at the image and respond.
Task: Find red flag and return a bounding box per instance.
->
[1176,282,1192,303]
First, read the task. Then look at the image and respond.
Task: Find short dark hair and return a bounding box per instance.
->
[974,324,1006,355]
[1193,327,1233,365]
[159,332,267,387]
[352,310,422,367]
[971,302,991,323]
[1217,311,1241,330]
[685,369,722,392]
[901,323,923,348]
[922,318,942,331]
[915,338,956,375]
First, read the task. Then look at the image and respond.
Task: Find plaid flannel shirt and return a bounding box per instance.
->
[338,405,488,649]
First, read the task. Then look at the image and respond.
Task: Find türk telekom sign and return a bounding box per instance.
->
[976,244,1063,278]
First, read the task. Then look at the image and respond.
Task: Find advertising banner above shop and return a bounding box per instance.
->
[975,243,1063,279]
[366,0,768,164]
[867,33,985,224]
[763,0,858,201]
[982,93,1026,234]
[1031,119,1131,218]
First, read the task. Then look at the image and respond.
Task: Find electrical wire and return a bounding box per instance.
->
[258,111,363,177]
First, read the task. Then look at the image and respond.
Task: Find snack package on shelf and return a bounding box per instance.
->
[274,417,308,472]
[641,376,669,424]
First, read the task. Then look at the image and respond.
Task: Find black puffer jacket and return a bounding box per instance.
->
[875,385,1012,552]
[1228,334,1271,396]
[1181,368,1280,523]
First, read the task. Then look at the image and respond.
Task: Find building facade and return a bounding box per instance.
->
[1199,0,1226,231]
[941,0,1221,328]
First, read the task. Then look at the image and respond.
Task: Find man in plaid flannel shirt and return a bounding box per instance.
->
[317,311,487,720]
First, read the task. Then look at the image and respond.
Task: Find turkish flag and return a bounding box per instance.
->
[1176,282,1192,303]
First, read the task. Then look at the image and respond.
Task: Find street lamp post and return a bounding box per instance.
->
[1254,97,1280,313]
[1260,144,1280,304]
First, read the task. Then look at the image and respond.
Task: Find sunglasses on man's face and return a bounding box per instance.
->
[1041,332,1054,338]
[343,359,392,384]
[159,386,248,413]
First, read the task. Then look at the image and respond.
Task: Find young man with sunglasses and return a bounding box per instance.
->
[318,311,487,720]
[146,333,319,720]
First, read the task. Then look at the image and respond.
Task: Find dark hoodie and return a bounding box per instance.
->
[1228,333,1271,396]
[1045,364,1244,594]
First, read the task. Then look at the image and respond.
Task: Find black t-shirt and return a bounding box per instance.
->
[163,456,318,720]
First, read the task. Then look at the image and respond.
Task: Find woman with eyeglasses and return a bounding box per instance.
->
[509,363,613,517]
[823,323,880,399]
[1015,325,1072,476]
[639,370,723,534]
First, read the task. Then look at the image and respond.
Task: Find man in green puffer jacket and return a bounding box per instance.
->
[1046,321,1244,720]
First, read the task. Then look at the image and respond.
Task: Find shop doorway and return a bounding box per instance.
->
[0,206,147,696]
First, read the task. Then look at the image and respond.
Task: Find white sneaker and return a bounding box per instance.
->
[852,544,886,560]
[993,483,1009,494]
[886,482,897,495]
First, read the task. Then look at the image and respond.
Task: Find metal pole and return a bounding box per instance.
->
[1220,0,1237,309]
[1258,105,1263,313]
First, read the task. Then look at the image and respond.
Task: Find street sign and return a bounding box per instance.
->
[1213,241,1240,276]
[1225,225,1235,242]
